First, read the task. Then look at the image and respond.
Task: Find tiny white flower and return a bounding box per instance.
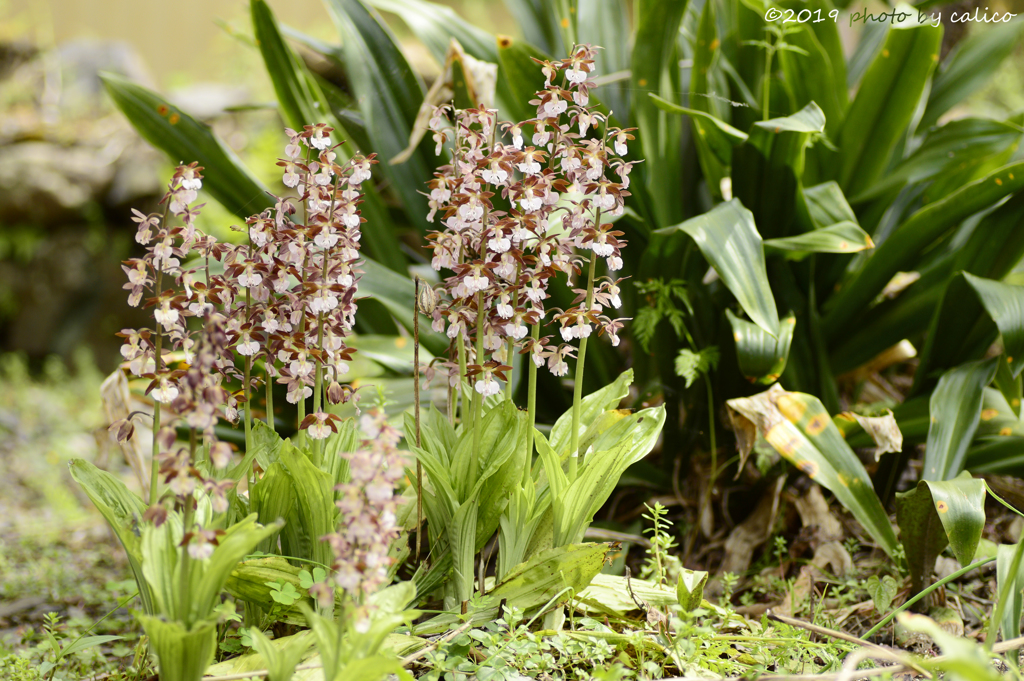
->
[475,375,500,397]
[152,379,179,404]
[566,68,588,84]
[488,235,511,253]
[154,302,179,330]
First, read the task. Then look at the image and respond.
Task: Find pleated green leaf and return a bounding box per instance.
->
[659,200,780,336]
[248,629,313,681]
[916,269,1024,390]
[449,499,479,604]
[68,459,155,615]
[993,355,1023,418]
[832,191,1024,376]
[976,387,1024,439]
[224,557,310,623]
[413,543,610,634]
[834,17,942,197]
[101,73,273,220]
[549,369,633,458]
[136,616,218,681]
[922,358,999,481]
[726,385,900,560]
[727,310,796,384]
[920,18,1024,130]
[895,472,986,595]
[764,222,873,259]
[802,180,858,229]
[276,442,337,569]
[552,406,666,546]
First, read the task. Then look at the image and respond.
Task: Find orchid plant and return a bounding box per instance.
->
[407,44,665,616]
[72,41,666,681]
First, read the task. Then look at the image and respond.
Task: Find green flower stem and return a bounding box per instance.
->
[863,556,995,640]
[265,365,275,432]
[568,235,599,484]
[470,291,485,485]
[178,429,198,624]
[505,267,522,400]
[296,251,309,450]
[457,335,469,429]
[150,267,164,507]
[414,278,424,562]
[243,277,254,475]
[524,323,540,487]
[990,536,1024,650]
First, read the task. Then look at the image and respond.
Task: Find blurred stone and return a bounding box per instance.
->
[170,82,251,119]
[56,39,154,107]
[0,141,115,224]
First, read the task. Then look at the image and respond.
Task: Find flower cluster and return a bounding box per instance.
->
[113,125,374,546]
[423,44,633,393]
[320,408,404,605]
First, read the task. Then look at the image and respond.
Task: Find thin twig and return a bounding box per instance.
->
[767,611,896,658]
[400,619,476,667]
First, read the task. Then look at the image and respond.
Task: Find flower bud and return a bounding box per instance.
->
[110,418,135,443]
[416,281,438,316]
[326,380,347,405]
